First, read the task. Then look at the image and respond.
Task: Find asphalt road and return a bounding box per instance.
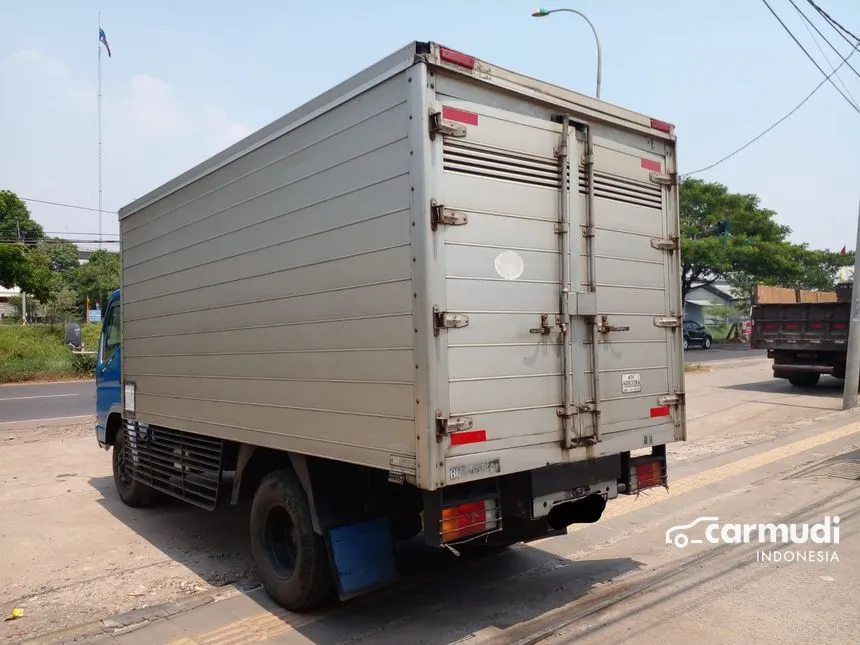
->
[685,343,765,363]
[0,380,95,423]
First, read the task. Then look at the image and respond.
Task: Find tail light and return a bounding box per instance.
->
[623,453,667,495]
[440,498,500,543]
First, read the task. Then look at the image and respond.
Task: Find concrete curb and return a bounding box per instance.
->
[686,356,765,371]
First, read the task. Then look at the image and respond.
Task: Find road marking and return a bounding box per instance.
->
[161,419,860,644]
[0,393,80,401]
[0,414,93,426]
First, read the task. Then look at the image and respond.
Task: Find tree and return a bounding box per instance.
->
[680,178,853,300]
[43,285,81,325]
[0,191,45,290]
[0,190,43,242]
[42,238,81,276]
[68,249,120,309]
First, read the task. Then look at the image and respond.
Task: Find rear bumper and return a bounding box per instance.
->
[773,364,835,376]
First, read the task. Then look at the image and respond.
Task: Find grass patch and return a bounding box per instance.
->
[0,323,102,383]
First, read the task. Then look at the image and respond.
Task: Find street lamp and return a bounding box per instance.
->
[531,7,602,99]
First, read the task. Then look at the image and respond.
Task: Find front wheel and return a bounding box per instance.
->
[788,373,821,388]
[703,337,712,350]
[250,469,335,611]
[112,427,159,507]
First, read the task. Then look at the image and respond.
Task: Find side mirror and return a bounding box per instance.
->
[64,322,82,351]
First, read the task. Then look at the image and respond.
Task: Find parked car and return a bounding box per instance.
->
[683,320,713,350]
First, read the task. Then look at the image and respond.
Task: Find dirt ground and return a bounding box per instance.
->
[0,358,847,643]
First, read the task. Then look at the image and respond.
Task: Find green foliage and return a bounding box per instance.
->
[43,238,81,275]
[0,324,100,383]
[680,178,854,300]
[43,285,82,325]
[67,249,120,309]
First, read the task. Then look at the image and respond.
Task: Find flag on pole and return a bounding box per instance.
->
[841,246,847,255]
[99,27,112,57]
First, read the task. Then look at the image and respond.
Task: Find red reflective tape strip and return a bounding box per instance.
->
[450,429,487,446]
[442,106,479,126]
[440,48,476,69]
[641,158,661,172]
[650,118,673,133]
[650,405,671,418]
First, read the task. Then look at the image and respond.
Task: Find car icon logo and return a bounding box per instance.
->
[665,516,720,548]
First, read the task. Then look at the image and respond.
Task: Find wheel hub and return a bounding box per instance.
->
[264,506,298,580]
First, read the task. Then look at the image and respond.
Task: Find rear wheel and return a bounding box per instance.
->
[250,469,335,611]
[788,373,820,388]
[112,427,159,507]
[683,338,689,351]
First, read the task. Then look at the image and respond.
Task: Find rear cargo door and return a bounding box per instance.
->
[433,100,588,469]
[582,133,682,443]
[432,99,682,477]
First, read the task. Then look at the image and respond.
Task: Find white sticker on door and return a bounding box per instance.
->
[621,373,641,394]
[494,250,525,280]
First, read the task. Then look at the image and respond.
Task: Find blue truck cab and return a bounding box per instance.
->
[95,289,122,448]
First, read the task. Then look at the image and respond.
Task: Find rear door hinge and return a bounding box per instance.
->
[435,414,474,437]
[653,316,681,329]
[650,237,679,251]
[429,110,467,140]
[433,306,470,335]
[431,200,468,230]
[649,171,677,186]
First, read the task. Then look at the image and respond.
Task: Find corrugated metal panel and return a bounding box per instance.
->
[122,73,417,471]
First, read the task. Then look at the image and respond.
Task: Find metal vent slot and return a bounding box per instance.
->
[576,168,663,211]
[443,140,561,188]
[123,421,224,510]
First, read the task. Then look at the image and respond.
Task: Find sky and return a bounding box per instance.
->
[2,0,859,253]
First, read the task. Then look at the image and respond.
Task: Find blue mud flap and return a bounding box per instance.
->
[326,517,399,601]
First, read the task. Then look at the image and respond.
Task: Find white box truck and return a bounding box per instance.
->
[95,41,686,611]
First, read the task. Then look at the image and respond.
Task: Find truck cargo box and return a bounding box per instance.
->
[118,41,686,492]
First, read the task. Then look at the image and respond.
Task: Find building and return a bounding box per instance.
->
[0,285,20,320]
[684,280,744,325]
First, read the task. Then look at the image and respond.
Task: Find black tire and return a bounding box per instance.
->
[788,373,821,388]
[683,338,689,351]
[112,427,159,508]
[250,469,335,611]
[703,337,712,350]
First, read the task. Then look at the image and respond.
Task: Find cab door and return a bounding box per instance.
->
[96,297,122,442]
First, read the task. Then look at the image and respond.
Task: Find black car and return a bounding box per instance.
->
[683,320,712,350]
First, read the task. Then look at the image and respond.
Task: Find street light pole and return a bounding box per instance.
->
[842,196,860,409]
[531,7,602,99]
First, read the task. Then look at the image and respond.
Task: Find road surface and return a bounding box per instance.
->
[0,380,95,423]
[685,343,765,363]
[1,360,857,644]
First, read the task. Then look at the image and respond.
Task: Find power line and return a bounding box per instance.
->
[806,0,860,44]
[683,41,858,176]
[790,0,860,103]
[20,196,118,214]
[760,0,860,113]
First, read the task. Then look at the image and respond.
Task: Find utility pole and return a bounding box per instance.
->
[17,223,26,325]
[842,197,860,409]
